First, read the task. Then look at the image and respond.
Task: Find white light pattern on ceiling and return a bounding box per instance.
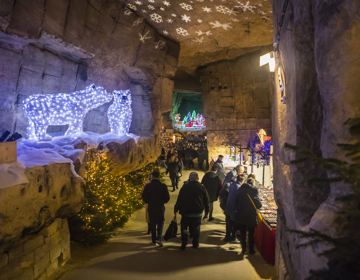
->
[129,0,270,44]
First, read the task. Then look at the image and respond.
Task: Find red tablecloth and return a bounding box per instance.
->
[254,219,276,265]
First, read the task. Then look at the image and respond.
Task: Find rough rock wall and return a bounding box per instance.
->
[0,0,179,141]
[0,218,71,280]
[0,163,84,254]
[199,48,273,160]
[272,1,360,279]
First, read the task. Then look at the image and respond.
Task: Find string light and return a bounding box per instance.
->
[108,90,133,136]
[23,84,113,140]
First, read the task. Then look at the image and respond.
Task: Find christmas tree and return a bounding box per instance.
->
[191,110,196,121]
[69,150,163,245]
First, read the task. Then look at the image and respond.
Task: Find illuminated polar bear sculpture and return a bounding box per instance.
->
[23,84,113,140]
[107,90,132,136]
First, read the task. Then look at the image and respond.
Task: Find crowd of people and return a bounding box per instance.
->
[142,154,262,254]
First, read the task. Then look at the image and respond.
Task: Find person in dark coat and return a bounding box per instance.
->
[201,165,221,221]
[166,147,174,163]
[231,178,262,254]
[174,172,210,250]
[166,152,182,192]
[214,155,225,181]
[184,146,194,169]
[197,145,206,170]
[142,171,170,247]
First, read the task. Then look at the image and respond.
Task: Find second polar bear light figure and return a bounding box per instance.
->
[108,90,133,136]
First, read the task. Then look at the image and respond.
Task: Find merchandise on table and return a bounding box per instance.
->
[258,184,277,228]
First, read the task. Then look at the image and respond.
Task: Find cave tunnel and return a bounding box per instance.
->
[0,1,359,280]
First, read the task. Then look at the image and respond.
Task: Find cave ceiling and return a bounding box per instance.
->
[122,0,273,75]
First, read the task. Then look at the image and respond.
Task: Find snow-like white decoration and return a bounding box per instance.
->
[180,3,193,11]
[163,30,169,35]
[139,31,151,43]
[127,4,137,10]
[23,84,112,141]
[155,40,166,50]
[148,5,155,10]
[205,30,212,36]
[108,90,132,136]
[142,9,147,13]
[135,1,143,5]
[235,1,256,13]
[150,13,163,23]
[181,14,191,23]
[193,37,204,43]
[196,30,204,36]
[160,7,165,11]
[163,1,170,6]
[209,21,232,30]
[202,7,212,13]
[216,5,229,14]
[259,10,267,16]
[172,14,177,17]
[197,19,202,23]
[133,18,144,26]
[230,18,240,22]
[176,27,189,36]
[167,18,173,23]
[227,8,237,15]
[124,8,133,15]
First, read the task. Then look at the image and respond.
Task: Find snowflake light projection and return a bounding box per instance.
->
[108,90,132,136]
[148,5,155,10]
[133,18,144,26]
[155,40,166,50]
[210,21,232,30]
[180,3,193,11]
[160,7,165,11]
[202,7,212,13]
[139,31,151,43]
[176,27,189,36]
[197,19,202,23]
[235,1,256,13]
[163,1,170,6]
[148,0,154,3]
[150,13,163,23]
[181,14,191,23]
[172,14,177,17]
[163,30,169,35]
[216,5,229,14]
[135,1,143,5]
[23,84,112,141]
[196,30,204,36]
[127,4,137,10]
[193,37,204,43]
[205,30,212,36]
[124,8,133,15]
[167,18,173,23]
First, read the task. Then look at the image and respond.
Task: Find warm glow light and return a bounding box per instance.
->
[260,53,271,66]
[260,52,276,72]
[23,84,112,141]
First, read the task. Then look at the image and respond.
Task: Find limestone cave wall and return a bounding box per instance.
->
[272,1,360,279]
[199,48,273,160]
[0,0,179,141]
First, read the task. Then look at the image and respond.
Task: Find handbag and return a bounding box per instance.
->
[247,194,263,222]
[163,214,178,241]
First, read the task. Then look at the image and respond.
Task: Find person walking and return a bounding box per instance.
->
[231,177,262,254]
[142,171,170,247]
[166,152,182,192]
[201,165,222,221]
[214,155,225,182]
[219,165,244,242]
[174,172,210,250]
[197,145,206,171]
[224,174,246,242]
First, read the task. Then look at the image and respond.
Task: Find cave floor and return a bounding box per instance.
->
[58,169,276,280]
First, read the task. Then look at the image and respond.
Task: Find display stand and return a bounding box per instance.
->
[255,218,276,265]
